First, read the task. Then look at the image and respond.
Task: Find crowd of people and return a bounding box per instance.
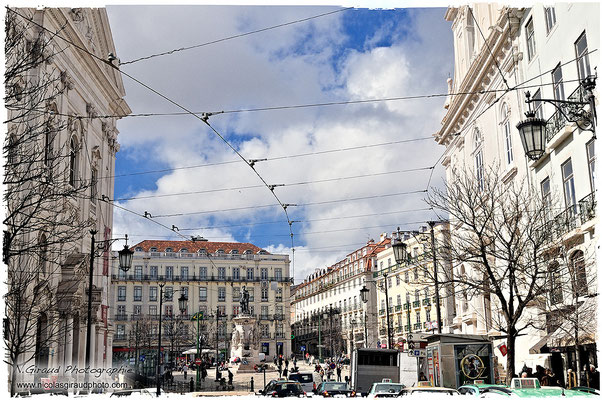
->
[517,364,599,389]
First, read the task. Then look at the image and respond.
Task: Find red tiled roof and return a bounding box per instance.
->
[133,240,268,255]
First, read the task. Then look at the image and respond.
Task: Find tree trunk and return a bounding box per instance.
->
[11,358,17,397]
[505,330,517,386]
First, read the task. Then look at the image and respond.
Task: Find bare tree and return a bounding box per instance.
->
[4,9,94,396]
[427,166,554,384]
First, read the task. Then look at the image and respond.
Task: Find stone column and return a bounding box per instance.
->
[64,315,74,372]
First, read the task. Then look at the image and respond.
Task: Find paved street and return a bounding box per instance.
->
[162,360,351,395]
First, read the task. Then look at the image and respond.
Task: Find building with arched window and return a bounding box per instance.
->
[434,4,598,385]
[5,7,130,393]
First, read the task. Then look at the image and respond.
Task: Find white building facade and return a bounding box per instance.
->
[435,4,598,382]
[5,7,129,391]
[291,236,390,358]
[111,240,292,373]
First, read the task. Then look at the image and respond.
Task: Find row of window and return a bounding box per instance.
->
[380,288,431,309]
[138,247,268,256]
[120,266,282,280]
[117,286,283,302]
[541,142,595,213]
[116,304,286,318]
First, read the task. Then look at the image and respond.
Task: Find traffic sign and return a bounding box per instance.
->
[300,345,306,351]
[408,349,426,357]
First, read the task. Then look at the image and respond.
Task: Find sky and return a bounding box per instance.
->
[105,4,454,283]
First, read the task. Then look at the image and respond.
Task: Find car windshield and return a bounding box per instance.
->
[375,384,403,393]
[325,383,348,391]
[290,374,312,383]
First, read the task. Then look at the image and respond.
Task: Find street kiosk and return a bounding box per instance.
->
[423,334,494,389]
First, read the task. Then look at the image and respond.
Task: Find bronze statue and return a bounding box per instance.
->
[240,286,250,314]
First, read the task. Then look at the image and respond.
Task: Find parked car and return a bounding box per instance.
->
[457,383,506,396]
[367,382,405,398]
[399,386,459,396]
[315,381,356,397]
[289,373,315,393]
[259,380,306,397]
[479,378,596,398]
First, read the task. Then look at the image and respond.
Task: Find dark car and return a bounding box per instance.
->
[316,381,356,397]
[260,380,306,397]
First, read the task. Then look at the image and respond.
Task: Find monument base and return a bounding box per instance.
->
[230,314,260,366]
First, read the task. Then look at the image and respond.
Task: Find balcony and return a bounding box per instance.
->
[395,326,403,333]
[404,324,411,332]
[413,323,422,330]
[259,314,272,321]
[116,315,128,321]
[395,305,402,312]
[114,334,126,341]
[545,85,585,143]
[413,301,420,308]
[554,205,579,237]
[379,309,385,316]
[579,192,596,224]
[379,328,386,336]
[274,314,285,321]
[422,299,430,306]
[403,303,410,310]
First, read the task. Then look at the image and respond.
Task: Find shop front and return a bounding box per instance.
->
[424,334,494,389]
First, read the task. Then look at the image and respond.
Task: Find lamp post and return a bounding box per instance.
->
[88,231,133,390]
[517,76,597,160]
[360,286,369,348]
[427,222,442,334]
[191,310,204,390]
[360,278,393,349]
[156,287,188,396]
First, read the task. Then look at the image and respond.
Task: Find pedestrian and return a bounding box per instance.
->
[183,364,188,380]
[228,369,234,385]
[336,365,342,382]
[589,365,600,390]
[283,367,288,379]
[285,358,289,369]
[189,377,194,392]
[345,375,350,386]
[201,366,207,382]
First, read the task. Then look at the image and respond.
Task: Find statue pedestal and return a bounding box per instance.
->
[230,314,259,368]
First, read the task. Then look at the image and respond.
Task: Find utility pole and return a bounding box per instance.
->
[134,321,139,378]
[329,304,333,360]
[85,230,97,390]
[383,273,393,348]
[215,310,219,382]
[156,283,165,396]
[318,313,322,363]
[428,221,442,334]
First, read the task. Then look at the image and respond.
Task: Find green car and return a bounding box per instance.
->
[478,378,596,398]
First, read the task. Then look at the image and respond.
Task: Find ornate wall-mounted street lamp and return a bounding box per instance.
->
[517,76,597,161]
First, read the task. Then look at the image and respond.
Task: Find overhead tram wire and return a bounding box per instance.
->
[113,165,433,201]
[177,206,433,231]
[43,136,433,184]
[120,7,354,65]
[5,8,299,280]
[37,78,587,121]
[150,189,427,218]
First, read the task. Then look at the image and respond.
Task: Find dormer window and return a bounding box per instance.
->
[150,247,157,252]
[244,250,252,255]
[217,249,225,255]
[180,248,188,253]
[135,247,143,252]
[258,250,267,255]
[231,249,239,255]
[165,247,173,253]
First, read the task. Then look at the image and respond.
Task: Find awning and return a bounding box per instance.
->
[529,296,597,353]
[182,348,214,355]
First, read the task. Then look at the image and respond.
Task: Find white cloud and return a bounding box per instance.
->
[107,6,453,283]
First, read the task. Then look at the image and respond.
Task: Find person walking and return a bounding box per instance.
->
[183,364,188,380]
[228,369,234,386]
[336,365,342,382]
[283,367,288,379]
